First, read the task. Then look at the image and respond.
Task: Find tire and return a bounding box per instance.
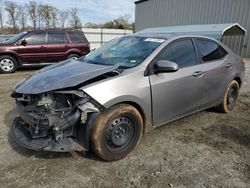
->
[67,53,80,60]
[0,55,18,73]
[217,80,239,113]
[90,104,143,161]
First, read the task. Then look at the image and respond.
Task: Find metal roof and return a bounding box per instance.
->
[138,23,246,40]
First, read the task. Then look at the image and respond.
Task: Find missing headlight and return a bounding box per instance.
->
[13,90,101,140]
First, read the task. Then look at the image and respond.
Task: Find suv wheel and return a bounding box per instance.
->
[218,80,239,113]
[67,53,80,60]
[0,55,18,73]
[90,104,143,161]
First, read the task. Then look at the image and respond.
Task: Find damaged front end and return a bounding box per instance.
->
[11,90,102,152]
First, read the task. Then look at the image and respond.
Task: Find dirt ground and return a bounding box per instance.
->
[0,61,249,188]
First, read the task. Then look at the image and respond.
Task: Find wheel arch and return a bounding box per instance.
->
[107,100,150,133]
[234,76,242,88]
[66,49,81,57]
[0,52,21,66]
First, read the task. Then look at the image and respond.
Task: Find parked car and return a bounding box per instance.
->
[0,29,90,73]
[11,32,245,161]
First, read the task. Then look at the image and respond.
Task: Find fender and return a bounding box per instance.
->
[0,50,21,65]
[93,95,153,133]
[66,48,82,56]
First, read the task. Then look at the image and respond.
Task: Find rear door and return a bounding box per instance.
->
[68,31,90,56]
[149,39,204,126]
[194,38,232,109]
[46,31,69,62]
[17,31,47,63]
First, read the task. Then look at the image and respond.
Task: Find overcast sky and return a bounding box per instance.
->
[7,0,136,24]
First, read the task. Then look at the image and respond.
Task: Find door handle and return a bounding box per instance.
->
[192,71,204,77]
[226,63,232,68]
[40,46,46,48]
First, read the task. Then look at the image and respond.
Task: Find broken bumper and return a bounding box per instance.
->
[12,111,100,152]
[12,117,83,152]
[11,90,102,153]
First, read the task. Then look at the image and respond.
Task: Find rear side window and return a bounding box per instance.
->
[196,39,228,62]
[68,31,88,43]
[26,32,46,45]
[48,32,67,44]
[157,39,197,68]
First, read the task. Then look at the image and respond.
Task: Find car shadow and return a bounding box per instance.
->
[205,107,220,113]
[17,65,46,72]
[4,107,101,161]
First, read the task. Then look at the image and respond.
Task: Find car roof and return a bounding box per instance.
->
[131,32,220,42]
[25,29,83,33]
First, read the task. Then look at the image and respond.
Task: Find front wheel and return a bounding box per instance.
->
[90,104,143,161]
[0,55,18,73]
[218,80,239,113]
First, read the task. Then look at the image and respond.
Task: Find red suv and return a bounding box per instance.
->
[0,29,90,73]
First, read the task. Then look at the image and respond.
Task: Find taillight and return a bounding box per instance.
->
[240,59,245,65]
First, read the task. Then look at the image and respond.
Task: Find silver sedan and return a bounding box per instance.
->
[11,33,245,161]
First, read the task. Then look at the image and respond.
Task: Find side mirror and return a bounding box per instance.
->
[154,60,178,74]
[20,39,27,46]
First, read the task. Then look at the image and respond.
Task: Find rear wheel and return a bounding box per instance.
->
[90,104,143,161]
[0,55,18,73]
[67,53,80,60]
[218,80,239,113]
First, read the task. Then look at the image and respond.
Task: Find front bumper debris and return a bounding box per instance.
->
[11,90,102,153]
[12,117,84,152]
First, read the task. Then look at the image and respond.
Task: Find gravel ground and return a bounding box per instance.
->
[0,60,249,188]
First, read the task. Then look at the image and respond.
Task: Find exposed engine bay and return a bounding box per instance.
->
[11,90,102,152]
[11,62,121,153]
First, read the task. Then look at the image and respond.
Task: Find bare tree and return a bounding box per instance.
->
[69,8,82,29]
[39,4,58,28]
[51,7,58,28]
[116,14,131,29]
[0,0,3,29]
[27,1,37,29]
[5,1,19,29]
[40,5,49,28]
[17,5,28,30]
[37,4,43,28]
[58,10,69,28]
[101,14,133,29]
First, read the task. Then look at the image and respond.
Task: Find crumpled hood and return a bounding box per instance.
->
[14,59,118,94]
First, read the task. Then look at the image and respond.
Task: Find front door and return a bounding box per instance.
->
[17,32,47,63]
[149,39,204,126]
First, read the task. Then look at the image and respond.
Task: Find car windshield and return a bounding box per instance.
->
[81,36,165,68]
[4,31,28,44]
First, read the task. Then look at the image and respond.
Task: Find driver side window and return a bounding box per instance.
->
[26,32,46,45]
[157,39,197,68]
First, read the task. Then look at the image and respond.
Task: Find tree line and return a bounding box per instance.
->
[0,0,82,34]
[85,14,134,30]
[0,0,133,34]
